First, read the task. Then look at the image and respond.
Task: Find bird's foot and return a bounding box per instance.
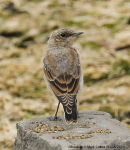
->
[47,116,63,121]
[77,111,80,118]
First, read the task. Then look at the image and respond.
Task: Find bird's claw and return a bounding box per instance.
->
[47,116,63,121]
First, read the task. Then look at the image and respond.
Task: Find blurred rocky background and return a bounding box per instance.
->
[0,0,130,149]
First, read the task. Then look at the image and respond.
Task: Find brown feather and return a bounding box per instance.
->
[43,66,80,109]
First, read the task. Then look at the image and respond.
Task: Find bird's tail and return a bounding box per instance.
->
[63,101,78,125]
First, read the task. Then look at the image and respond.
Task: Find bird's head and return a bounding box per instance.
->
[47,28,83,48]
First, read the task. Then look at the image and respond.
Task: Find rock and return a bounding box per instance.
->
[13,110,130,150]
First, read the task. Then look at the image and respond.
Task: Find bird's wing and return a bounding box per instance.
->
[43,65,80,114]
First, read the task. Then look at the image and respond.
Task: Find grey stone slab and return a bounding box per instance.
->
[13,110,130,150]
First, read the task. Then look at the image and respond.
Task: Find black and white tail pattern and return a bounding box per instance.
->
[63,100,78,124]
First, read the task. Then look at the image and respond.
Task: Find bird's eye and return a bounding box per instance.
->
[61,33,66,37]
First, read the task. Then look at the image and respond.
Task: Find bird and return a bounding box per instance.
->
[43,28,83,125]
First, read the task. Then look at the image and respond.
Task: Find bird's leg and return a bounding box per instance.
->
[75,99,79,118]
[47,101,62,121]
[54,101,60,119]
[77,111,80,118]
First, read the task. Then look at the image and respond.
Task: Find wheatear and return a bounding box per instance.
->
[43,28,83,125]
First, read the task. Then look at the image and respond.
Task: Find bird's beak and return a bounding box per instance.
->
[72,32,84,36]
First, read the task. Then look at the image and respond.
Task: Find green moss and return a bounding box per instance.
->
[9,52,20,58]
[125,124,130,128]
[70,0,78,1]
[26,0,42,2]
[0,13,4,17]
[84,73,108,86]
[26,109,40,115]
[23,113,43,120]
[0,11,13,20]
[94,95,110,102]
[103,23,116,29]
[103,17,127,34]
[93,59,130,81]
[48,1,59,8]
[23,108,52,119]
[63,20,84,27]
[99,105,130,121]
[99,105,115,118]
[81,41,102,49]
[10,82,46,99]
[113,59,130,74]
[85,95,110,104]
[115,82,129,87]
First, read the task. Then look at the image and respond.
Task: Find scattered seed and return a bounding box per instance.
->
[55,134,92,140]
[39,132,42,136]
[80,125,91,128]
[29,122,111,138]
[29,122,66,134]
[87,131,91,134]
